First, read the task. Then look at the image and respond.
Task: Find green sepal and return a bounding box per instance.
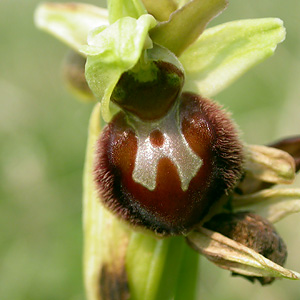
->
[180,18,286,97]
[173,0,191,8]
[108,0,147,24]
[142,0,177,21]
[80,14,157,122]
[34,3,108,54]
[150,0,228,56]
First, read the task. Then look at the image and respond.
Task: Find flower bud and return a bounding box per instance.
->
[204,211,287,285]
[269,135,300,173]
[237,144,296,195]
[62,50,95,101]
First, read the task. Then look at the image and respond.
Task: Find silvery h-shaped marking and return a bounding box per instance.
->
[127,102,203,192]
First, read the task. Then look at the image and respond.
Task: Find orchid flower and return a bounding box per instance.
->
[35,1,300,299]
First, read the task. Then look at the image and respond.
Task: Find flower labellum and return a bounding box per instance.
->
[94,60,243,235]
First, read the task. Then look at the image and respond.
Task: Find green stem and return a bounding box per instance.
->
[174,243,200,300]
[83,103,131,300]
[126,233,199,300]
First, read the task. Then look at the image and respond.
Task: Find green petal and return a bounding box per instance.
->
[80,14,157,122]
[108,0,147,24]
[35,3,108,53]
[150,0,228,56]
[180,18,286,97]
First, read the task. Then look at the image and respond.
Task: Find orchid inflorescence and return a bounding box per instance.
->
[35,0,300,299]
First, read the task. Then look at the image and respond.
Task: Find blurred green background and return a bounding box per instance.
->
[0,0,299,299]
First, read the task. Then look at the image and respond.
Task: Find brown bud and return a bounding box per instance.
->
[62,50,95,101]
[94,93,243,235]
[204,211,288,285]
[269,135,300,173]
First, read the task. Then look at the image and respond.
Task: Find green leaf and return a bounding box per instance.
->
[150,0,228,56]
[83,103,131,300]
[80,14,157,122]
[180,18,286,97]
[35,3,108,54]
[108,0,147,24]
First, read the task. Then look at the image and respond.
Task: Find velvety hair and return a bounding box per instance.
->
[94,92,243,235]
[181,92,243,192]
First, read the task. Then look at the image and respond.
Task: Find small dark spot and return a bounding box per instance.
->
[99,263,130,300]
[150,129,164,147]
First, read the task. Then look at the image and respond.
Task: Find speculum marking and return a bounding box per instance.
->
[128,103,203,191]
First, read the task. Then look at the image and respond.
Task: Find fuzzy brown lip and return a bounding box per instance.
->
[94,92,243,235]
